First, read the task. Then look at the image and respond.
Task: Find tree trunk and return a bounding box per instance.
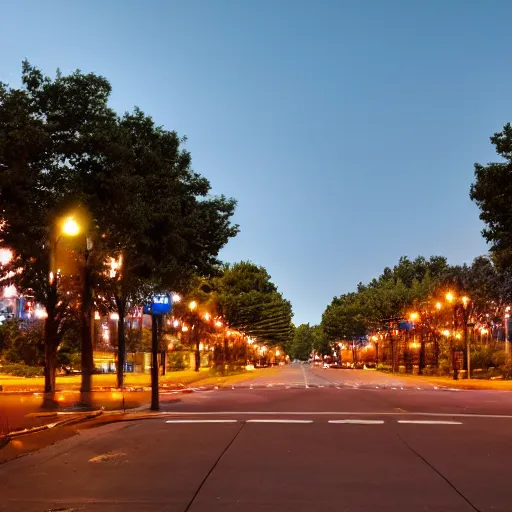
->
[223,336,228,374]
[116,299,126,389]
[80,256,94,408]
[195,334,201,372]
[161,351,166,376]
[419,330,425,375]
[390,332,396,372]
[463,322,469,372]
[150,314,159,411]
[42,282,59,408]
[42,323,58,408]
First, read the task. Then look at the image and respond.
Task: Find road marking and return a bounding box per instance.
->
[157,411,512,419]
[89,451,126,463]
[165,419,238,424]
[397,420,462,425]
[246,419,313,424]
[301,365,309,388]
[329,419,384,425]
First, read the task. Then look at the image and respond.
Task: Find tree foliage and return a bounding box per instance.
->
[0,61,239,393]
[470,122,512,268]
[214,262,293,346]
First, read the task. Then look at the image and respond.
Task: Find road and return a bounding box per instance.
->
[1,364,512,511]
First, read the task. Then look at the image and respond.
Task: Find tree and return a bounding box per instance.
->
[311,325,330,357]
[214,262,294,346]
[0,62,239,406]
[78,106,238,387]
[0,62,115,402]
[470,122,512,268]
[289,324,313,361]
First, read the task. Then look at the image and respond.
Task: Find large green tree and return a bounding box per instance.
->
[289,324,313,361]
[214,262,293,346]
[0,62,239,403]
[470,122,512,268]
[0,62,116,400]
[83,108,238,387]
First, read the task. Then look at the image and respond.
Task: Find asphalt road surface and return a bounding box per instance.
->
[2,365,512,511]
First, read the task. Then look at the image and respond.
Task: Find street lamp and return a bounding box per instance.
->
[189,300,197,311]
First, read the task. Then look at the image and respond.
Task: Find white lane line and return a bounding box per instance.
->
[165,420,238,424]
[301,365,309,388]
[397,420,462,425]
[158,411,512,419]
[246,419,313,424]
[329,420,384,425]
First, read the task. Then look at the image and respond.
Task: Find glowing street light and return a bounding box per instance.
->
[462,296,470,308]
[62,217,80,237]
[435,302,442,310]
[172,294,181,303]
[204,312,211,321]
[173,319,179,328]
[215,320,222,328]
[409,312,419,322]
[442,329,451,337]
[182,325,189,332]
[108,255,123,278]
[445,292,454,303]
[189,300,197,311]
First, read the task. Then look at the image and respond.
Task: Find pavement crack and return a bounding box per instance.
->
[397,432,481,512]
[183,422,245,512]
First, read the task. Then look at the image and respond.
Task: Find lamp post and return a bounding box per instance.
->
[445,292,471,380]
[43,216,81,406]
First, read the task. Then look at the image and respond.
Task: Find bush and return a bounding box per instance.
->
[168,351,187,371]
[471,346,495,370]
[377,363,392,372]
[0,363,44,377]
[0,319,45,366]
[437,358,450,376]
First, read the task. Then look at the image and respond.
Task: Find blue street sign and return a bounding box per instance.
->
[143,294,172,315]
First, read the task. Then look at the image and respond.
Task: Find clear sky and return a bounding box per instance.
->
[2,0,510,325]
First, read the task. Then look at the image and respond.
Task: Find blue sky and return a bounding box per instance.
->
[2,0,510,325]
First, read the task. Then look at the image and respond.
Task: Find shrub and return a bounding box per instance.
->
[471,346,495,370]
[0,363,44,377]
[168,351,187,371]
[0,319,45,366]
[376,363,392,372]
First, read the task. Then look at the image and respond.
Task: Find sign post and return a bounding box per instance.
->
[148,294,172,411]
